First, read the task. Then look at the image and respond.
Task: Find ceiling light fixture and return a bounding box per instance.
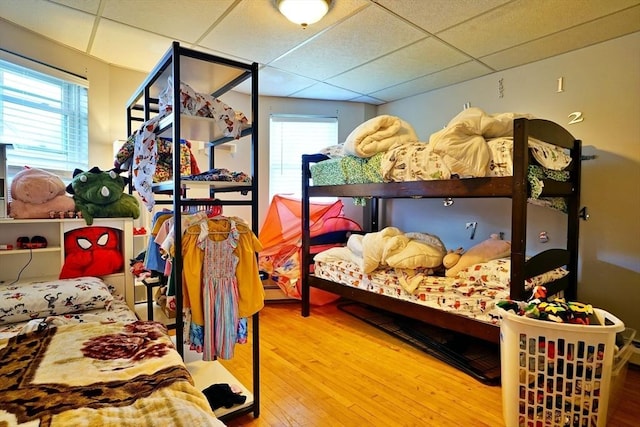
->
[277,0,331,29]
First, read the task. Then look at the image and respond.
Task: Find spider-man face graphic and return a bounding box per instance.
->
[59,226,124,279]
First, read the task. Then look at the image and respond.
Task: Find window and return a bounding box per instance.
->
[0,51,89,187]
[269,115,338,200]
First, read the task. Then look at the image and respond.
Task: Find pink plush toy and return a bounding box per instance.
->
[444,234,511,277]
[9,167,76,218]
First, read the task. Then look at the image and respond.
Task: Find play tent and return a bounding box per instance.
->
[258,195,361,305]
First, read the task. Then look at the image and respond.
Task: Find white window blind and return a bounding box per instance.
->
[269,115,338,200]
[0,51,89,189]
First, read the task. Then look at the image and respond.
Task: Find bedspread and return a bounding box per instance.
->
[0,321,224,427]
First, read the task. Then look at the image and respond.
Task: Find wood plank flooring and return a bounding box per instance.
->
[220,301,640,427]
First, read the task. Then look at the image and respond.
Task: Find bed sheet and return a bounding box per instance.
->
[314,259,505,324]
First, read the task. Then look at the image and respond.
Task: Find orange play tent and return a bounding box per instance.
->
[258,195,361,305]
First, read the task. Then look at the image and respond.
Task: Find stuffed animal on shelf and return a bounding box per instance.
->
[66,167,140,225]
[8,166,76,219]
[59,226,124,279]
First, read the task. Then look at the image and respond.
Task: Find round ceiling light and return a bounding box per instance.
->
[277,0,331,28]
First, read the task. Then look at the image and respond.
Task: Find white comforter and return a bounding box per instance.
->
[379,108,571,181]
[343,115,418,158]
[427,108,571,177]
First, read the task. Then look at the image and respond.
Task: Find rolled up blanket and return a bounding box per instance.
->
[429,107,534,177]
[343,115,418,158]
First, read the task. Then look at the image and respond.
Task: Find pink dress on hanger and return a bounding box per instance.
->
[202,219,239,360]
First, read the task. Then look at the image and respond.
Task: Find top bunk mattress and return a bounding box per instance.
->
[310,137,570,185]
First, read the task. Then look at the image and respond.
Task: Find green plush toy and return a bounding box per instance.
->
[66,167,140,225]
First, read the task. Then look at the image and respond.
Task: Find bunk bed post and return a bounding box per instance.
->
[511,118,529,301]
[565,139,582,300]
[369,197,379,233]
[301,155,312,317]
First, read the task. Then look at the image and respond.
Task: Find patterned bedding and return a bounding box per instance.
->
[313,257,568,325]
[131,77,250,211]
[0,321,224,427]
[0,277,225,427]
[0,289,137,340]
[311,137,570,185]
[310,109,572,212]
[310,137,571,211]
[315,259,504,324]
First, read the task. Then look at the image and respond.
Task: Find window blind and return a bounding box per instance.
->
[269,115,338,200]
[0,50,89,187]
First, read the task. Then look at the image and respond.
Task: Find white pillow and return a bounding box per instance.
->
[383,232,446,269]
[0,277,114,325]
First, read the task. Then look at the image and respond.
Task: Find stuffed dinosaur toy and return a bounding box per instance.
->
[66,167,140,225]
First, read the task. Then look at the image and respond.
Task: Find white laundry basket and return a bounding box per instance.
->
[499,307,625,427]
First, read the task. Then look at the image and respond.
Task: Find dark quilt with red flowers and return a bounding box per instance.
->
[0,321,224,426]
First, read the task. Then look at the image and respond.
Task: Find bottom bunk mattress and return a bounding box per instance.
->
[313,257,568,326]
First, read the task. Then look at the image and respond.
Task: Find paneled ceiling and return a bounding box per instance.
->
[1,0,639,105]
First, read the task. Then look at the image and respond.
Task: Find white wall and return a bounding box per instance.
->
[377,32,640,332]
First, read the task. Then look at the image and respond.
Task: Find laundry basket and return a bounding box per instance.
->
[499,307,625,427]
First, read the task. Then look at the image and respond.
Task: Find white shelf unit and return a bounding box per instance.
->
[125,41,260,422]
[0,217,134,306]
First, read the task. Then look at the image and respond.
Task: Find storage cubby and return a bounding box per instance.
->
[0,218,134,306]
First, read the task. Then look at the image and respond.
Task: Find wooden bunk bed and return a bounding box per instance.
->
[301,117,582,344]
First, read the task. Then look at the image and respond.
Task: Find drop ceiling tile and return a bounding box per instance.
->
[349,95,386,105]
[199,0,369,65]
[100,0,235,43]
[291,81,363,102]
[233,66,318,97]
[438,0,640,57]
[0,0,94,52]
[371,61,493,102]
[373,0,511,33]
[326,37,472,94]
[194,45,253,65]
[482,5,640,70]
[270,3,427,81]
[91,19,176,71]
[49,0,101,14]
[1,0,637,104]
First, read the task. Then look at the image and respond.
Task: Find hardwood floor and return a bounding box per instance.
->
[220,301,640,427]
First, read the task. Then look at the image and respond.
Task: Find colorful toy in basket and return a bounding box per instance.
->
[66,167,140,225]
[497,285,596,325]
